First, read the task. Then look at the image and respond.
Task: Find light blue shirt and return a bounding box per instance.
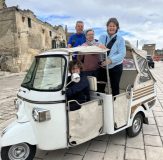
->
[99,33,126,69]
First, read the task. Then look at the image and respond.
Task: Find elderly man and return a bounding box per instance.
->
[68,21,86,60]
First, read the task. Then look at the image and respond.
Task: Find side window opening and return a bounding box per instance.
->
[119,51,137,93]
[136,55,151,83]
[28,18,32,28]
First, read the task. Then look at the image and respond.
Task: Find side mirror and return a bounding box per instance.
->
[66,73,80,87]
[71,73,80,83]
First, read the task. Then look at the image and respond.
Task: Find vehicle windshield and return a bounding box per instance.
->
[21,56,66,91]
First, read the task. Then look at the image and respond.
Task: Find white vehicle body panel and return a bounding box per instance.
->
[25,102,67,150]
[1,121,36,147]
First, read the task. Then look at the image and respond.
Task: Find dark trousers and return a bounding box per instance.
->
[97,68,107,93]
[109,63,123,96]
[97,64,123,96]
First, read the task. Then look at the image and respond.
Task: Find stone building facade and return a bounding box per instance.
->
[142,44,156,56]
[0,2,67,72]
[153,49,163,61]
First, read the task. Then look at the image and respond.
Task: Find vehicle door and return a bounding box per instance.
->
[67,99,104,146]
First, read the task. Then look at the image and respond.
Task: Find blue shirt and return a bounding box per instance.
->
[68,33,86,60]
[99,33,126,69]
[68,33,86,47]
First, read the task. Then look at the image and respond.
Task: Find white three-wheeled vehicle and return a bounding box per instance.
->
[1,42,157,160]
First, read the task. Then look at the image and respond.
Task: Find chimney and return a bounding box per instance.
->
[65,25,68,34]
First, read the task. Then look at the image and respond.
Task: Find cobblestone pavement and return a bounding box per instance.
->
[0,73,25,131]
[0,62,163,160]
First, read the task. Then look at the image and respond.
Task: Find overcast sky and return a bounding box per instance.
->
[6,0,163,49]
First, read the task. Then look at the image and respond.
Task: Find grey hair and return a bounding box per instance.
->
[85,28,94,35]
[76,21,84,25]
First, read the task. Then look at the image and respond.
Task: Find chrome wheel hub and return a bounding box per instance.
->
[133,118,141,133]
[8,143,30,160]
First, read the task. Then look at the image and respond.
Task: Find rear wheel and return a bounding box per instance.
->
[127,113,143,137]
[1,143,36,160]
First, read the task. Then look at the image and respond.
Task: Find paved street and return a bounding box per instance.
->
[0,62,163,160]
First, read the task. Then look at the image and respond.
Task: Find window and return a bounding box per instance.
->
[136,55,151,83]
[22,16,25,22]
[21,59,36,88]
[28,18,32,28]
[123,58,136,69]
[52,40,56,48]
[49,31,52,37]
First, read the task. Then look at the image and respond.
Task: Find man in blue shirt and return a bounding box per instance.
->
[68,21,86,59]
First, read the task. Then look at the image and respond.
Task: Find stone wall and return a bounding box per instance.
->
[0,7,67,72]
[0,8,20,72]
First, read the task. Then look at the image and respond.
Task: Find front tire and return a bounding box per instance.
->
[1,143,36,160]
[127,113,143,137]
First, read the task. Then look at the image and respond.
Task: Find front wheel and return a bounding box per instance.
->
[126,113,143,137]
[1,143,36,160]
